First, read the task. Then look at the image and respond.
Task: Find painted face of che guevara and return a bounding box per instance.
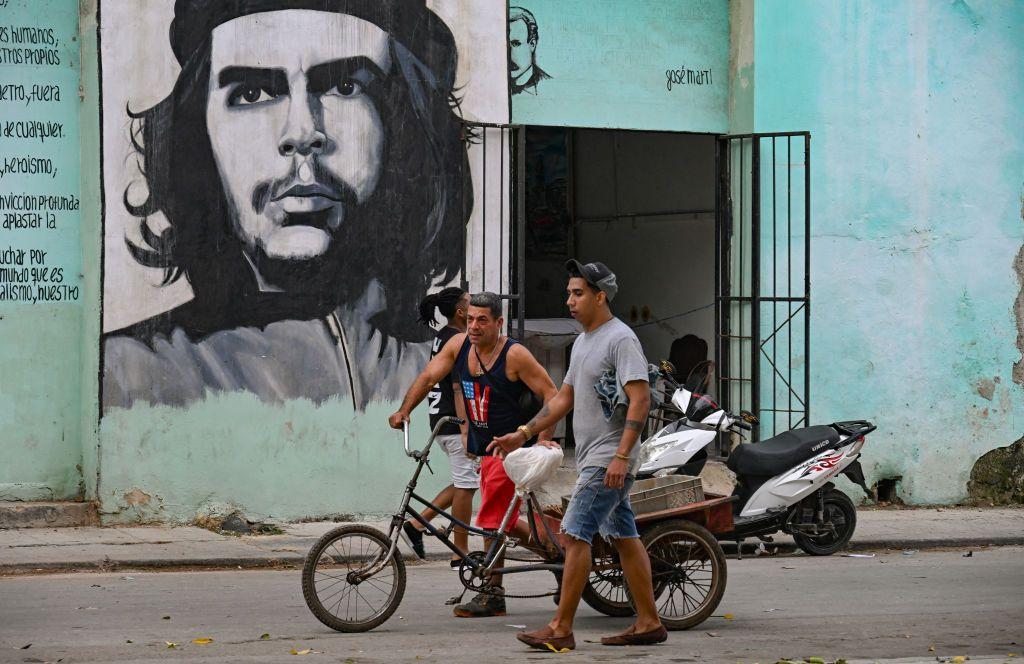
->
[508,18,534,78]
[206,10,392,262]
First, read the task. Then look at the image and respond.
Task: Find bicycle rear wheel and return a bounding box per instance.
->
[301,524,406,632]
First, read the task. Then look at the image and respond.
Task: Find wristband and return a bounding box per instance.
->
[614,453,630,462]
[517,424,533,441]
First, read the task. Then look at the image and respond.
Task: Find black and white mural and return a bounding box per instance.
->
[101,0,510,411]
[508,6,551,95]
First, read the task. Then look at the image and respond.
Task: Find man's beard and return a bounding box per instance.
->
[244,166,373,303]
[245,200,377,306]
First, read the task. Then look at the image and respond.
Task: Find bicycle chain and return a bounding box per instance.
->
[456,546,562,600]
[468,583,559,600]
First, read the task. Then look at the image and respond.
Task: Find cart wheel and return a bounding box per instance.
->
[642,519,727,630]
[580,549,635,617]
[301,524,406,632]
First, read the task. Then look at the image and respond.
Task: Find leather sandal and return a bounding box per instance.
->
[600,624,668,646]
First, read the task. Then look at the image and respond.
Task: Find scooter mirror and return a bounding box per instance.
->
[684,360,715,392]
[659,359,677,376]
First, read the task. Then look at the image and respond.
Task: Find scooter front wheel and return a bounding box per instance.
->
[301,524,406,632]
[792,489,857,556]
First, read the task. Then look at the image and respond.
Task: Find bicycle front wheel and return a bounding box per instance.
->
[301,524,406,632]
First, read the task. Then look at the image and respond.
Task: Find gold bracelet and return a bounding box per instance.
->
[517,424,533,440]
[614,453,630,462]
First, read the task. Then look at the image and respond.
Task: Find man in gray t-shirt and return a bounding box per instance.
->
[564,315,650,472]
[490,260,666,652]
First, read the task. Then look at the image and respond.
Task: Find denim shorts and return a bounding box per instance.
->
[560,466,640,543]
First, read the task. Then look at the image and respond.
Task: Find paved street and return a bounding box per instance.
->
[1,547,1021,663]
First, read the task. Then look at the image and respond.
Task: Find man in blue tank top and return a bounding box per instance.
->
[389,292,558,618]
[490,261,666,652]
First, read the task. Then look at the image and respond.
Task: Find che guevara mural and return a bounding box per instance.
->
[100,0,509,412]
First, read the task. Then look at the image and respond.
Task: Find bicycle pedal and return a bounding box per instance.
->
[445,594,464,606]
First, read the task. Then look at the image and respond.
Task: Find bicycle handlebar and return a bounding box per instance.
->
[402,417,465,458]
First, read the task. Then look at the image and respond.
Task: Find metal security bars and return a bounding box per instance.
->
[460,122,525,340]
[716,132,811,442]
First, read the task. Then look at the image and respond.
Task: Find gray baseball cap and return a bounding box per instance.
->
[565,259,618,302]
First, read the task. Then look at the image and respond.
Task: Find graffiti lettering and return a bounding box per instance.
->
[0,191,79,211]
[665,65,714,91]
[0,246,26,265]
[0,83,61,105]
[3,120,65,142]
[0,248,78,303]
[2,25,58,45]
[0,11,81,308]
[0,46,61,66]
[0,156,56,179]
[0,84,26,102]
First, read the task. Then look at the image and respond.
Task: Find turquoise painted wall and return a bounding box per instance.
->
[97,397,449,522]
[0,0,84,501]
[511,0,729,132]
[751,1,1024,503]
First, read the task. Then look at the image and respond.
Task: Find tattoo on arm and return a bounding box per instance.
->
[527,405,551,432]
[624,419,644,432]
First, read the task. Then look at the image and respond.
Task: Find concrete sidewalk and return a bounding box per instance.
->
[1,506,1021,573]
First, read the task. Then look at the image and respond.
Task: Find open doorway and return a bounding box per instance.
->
[517,127,718,442]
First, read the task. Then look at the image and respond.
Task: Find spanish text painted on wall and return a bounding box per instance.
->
[0,0,81,305]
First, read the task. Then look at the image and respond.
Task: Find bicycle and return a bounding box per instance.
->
[301,417,731,632]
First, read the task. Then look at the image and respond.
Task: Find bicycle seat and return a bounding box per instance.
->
[727,425,840,477]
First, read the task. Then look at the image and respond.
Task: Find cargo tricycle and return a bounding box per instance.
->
[301,418,733,632]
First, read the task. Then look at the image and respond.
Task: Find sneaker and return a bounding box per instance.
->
[400,522,426,560]
[453,587,507,618]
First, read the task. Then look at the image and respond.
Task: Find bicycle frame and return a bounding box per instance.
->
[354,419,565,582]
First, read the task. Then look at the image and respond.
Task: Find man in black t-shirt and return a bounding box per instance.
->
[390,292,558,618]
[400,289,478,566]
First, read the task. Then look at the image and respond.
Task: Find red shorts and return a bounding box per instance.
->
[476,455,522,531]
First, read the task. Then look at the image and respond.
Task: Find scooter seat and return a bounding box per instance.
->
[727,425,840,477]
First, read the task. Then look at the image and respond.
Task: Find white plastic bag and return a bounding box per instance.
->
[503,445,564,493]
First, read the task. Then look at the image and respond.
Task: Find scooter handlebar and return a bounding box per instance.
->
[733,420,752,431]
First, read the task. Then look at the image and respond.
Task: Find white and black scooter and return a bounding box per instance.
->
[638,361,876,556]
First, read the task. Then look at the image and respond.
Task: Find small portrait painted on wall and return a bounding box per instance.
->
[509,6,552,96]
[99,1,509,411]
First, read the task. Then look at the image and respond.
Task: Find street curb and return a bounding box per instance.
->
[0,550,464,574]
[723,536,1024,554]
[3,538,1021,573]
[847,536,1024,550]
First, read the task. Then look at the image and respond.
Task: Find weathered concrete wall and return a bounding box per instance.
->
[78,0,101,502]
[728,0,755,134]
[0,0,84,502]
[751,0,1024,503]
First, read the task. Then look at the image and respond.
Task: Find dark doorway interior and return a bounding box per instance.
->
[518,127,718,443]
